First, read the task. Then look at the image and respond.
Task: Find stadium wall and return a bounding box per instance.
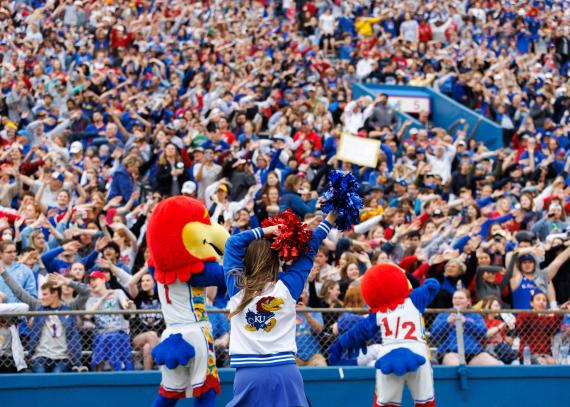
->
[1,366,569,406]
[352,83,503,150]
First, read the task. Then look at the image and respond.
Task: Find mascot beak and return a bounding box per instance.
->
[182,221,229,260]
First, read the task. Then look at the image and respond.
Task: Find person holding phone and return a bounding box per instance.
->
[193,147,222,200]
[531,202,568,241]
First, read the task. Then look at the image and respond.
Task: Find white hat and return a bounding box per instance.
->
[70,141,83,154]
[181,181,196,195]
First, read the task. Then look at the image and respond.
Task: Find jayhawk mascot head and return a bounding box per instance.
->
[360,263,412,313]
[146,196,229,284]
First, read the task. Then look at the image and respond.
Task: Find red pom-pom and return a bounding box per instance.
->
[261,209,312,262]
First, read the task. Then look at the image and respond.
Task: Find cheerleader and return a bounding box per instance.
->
[224,212,336,407]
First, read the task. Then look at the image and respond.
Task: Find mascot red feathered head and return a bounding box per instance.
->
[360,263,412,313]
[146,196,229,285]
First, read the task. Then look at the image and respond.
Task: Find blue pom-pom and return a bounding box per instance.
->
[151,333,196,369]
[321,170,364,231]
[375,348,426,376]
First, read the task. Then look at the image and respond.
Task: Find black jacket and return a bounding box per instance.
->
[156,162,188,197]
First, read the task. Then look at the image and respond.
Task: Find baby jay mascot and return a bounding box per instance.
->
[146,196,230,407]
[328,263,440,407]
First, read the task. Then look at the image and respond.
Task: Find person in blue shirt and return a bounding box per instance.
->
[0,241,36,303]
[108,155,142,205]
[516,28,532,54]
[337,35,355,61]
[74,45,93,65]
[451,75,469,106]
[431,289,502,366]
[337,8,356,38]
[202,130,230,152]
[41,240,99,275]
[381,15,397,38]
[519,137,546,173]
[237,121,259,145]
[279,174,317,218]
[295,290,325,366]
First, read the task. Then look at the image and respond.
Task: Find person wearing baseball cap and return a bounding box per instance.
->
[30,171,69,209]
[509,241,570,309]
[86,269,134,371]
[181,181,197,197]
[70,141,83,155]
[89,270,109,282]
[69,141,84,170]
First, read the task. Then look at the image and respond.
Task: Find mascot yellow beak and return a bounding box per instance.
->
[182,221,230,261]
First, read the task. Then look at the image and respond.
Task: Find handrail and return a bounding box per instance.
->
[1,308,568,317]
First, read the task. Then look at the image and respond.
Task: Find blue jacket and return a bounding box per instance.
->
[279,190,316,218]
[108,164,134,205]
[431,312,488,355]
[41,247,99,274]
[224,220,332,300]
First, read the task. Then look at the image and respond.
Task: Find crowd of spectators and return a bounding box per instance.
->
[1,0,570,373]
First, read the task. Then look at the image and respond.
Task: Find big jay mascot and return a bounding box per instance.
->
[328,263,440,407]
[146,196,229,407]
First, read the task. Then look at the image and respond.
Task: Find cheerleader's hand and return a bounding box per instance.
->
[262,224,283,236]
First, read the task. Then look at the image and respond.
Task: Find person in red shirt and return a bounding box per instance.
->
[217,117,236,145]
[418,17,433,43]
[293,121,322,152]
[390,48,408,68]
[516,292,563,365]
[480,296,518,364]
[110,25,135,49]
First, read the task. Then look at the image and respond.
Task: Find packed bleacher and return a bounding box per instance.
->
[1,0,570,374]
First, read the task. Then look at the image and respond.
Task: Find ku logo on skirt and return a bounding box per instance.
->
[244,296,284,332]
